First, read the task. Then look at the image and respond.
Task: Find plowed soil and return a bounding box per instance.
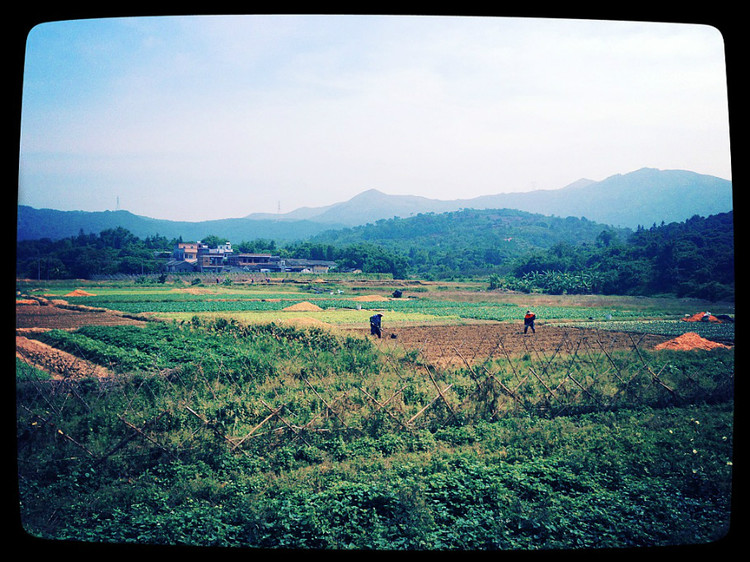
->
[16,335,114,378]
[16,301,149,331]
[352,323,672,367]
[15,300,718,377]
[16,300,148,379]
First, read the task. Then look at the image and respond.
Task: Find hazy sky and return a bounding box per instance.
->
[18,15,732,222]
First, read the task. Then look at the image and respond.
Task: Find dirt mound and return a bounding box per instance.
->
[65,289,95,297]
[283,301,323,312]
[170,287,218,295]
[682,312,723,323]
[654,332,732,351]
[352,294,389,302]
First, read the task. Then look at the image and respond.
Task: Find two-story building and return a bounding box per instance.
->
[196,241,234,273]
[165,241,337,275]
[173,242,199,261]
[166,240,231,273]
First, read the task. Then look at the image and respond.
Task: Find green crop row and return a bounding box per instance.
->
[68,292,664,325]
[558,319,735,342]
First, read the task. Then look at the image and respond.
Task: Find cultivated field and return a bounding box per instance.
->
[15,277,735,550]
[16,277,733,374]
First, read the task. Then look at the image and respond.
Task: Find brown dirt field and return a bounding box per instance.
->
[351,323,672,367]
[16,302,149,331]
[16,302,150,378]
[16,335,114,379]
[14,301,718,377]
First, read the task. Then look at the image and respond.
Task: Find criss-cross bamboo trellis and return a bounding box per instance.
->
[16,328,734,471]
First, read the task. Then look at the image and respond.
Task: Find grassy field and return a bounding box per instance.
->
[15,276,735,551]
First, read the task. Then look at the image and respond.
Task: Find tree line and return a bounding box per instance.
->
[499,212,734,301]
[15,227,410,281]
[16,211,733,301]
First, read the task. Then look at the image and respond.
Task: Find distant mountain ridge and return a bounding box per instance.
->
[17,168,733,242]
[246,168,733,228]
[15,208,345,243]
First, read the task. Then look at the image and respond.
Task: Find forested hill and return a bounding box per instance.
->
[304,208,629,277]
[16,208,734,301]
[503,211,735,301]
[297,208,734,300]
[15,206,342,243]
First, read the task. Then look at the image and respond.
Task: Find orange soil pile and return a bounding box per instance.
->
[352,295,389,302]
[654,332,732,351]
[170,287,217,295]
[283,301,323,312]
[682,312,722,323]
[65,289,95,297]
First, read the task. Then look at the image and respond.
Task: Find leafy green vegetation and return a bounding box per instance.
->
[504,213,734,300]
[17,304,734,550]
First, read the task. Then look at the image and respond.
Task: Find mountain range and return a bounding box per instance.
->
[16,168,733,242]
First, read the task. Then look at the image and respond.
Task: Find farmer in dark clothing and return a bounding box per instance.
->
[370,313,383,338]
[523,310,536,334]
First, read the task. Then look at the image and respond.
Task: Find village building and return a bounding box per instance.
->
[226,253,283,271]
[173,242,199,261]
[284,258,337,274]
[165,241,336,274]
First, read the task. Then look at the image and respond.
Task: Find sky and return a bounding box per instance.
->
[17,14,732,222]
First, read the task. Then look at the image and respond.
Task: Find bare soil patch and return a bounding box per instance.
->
[64,289,96,297]
[352,294,390,302]
[16,335,114,379]
[16,301,149,331]
[283,301,324,312]
[352,323,672,367]
[15,301,148,378]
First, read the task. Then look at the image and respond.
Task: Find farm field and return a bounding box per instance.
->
[15,277,735,551]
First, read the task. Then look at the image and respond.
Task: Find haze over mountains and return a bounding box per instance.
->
[17,168,733,242]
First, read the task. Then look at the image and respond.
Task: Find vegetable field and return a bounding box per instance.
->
[15,278,735,550]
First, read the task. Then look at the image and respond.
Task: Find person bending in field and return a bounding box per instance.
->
[523,310,536,334]
[370,313,384,338]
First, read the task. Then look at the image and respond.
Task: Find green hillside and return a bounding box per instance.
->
[306,208,627,278]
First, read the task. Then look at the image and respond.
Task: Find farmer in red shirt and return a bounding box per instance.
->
[523,310,536,334]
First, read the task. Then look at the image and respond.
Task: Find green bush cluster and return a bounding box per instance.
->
[18,401,733,549]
